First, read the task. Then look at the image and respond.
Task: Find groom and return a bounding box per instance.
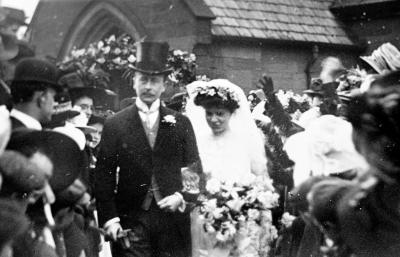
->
[94,41,202,257]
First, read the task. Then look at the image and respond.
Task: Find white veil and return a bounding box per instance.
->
[186,79,267,178]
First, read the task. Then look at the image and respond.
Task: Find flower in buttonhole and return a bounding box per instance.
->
[281,212,296,228]
[128,54,136,63]
[206,178,221,194]
[248,208,261,221]
[162,115,176,125]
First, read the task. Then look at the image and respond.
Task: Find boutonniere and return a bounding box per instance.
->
[162,115,176,126]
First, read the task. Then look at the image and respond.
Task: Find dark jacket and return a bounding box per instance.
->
[94,104,202,226]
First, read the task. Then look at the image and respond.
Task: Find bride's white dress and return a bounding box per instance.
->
[186,80,273,257]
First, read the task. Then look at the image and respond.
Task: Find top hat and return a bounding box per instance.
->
[130,41,172,75]
[11,57,62,92]
[6,129,85,193]
[0,31,18,61]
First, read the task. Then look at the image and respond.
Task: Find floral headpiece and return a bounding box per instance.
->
[193,84,240,104]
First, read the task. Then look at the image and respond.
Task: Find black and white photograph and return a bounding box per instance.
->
[0,0,399,256]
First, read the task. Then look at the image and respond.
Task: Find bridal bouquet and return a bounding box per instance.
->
[198,176,279,253]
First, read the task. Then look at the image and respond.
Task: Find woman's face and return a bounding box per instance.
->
[205,107,232,135]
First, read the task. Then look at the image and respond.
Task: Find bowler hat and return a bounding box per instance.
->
[0,31,18,61]
[11,57,62,91]
[130,41,172,75]
[7,129,85,193]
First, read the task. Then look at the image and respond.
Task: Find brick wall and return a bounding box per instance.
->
[194,40,359,94]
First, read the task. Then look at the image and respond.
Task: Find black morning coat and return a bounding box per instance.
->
[94,104,202,232]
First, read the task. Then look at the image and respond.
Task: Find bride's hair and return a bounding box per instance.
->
[193,86,240,113]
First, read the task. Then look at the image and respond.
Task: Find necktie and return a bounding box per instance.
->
[138,107,157,129]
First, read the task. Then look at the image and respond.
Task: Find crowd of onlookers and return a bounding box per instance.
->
[1,19,400,257]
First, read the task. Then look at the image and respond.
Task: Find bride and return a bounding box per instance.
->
[186,79,274,257]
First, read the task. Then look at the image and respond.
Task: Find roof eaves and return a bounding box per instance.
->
[182,0,216,19]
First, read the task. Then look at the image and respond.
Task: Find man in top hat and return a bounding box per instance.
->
[95,41,203,257]
[9,57,62,130]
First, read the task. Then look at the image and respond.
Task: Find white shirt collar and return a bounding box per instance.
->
[10,109,42,130]
[135,98,160,113]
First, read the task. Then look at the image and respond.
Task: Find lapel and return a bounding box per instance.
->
[153,106,173,153]
[126,105,152,153]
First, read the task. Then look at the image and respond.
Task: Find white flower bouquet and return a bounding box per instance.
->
[198,176,279,248]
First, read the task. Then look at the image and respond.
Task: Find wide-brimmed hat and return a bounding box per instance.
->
[0,31,18,61]
[360,43,400,74]
[304,78,337,97]
[10,57,62,92]
[130,41,172,75]
[6,129,85,193]
[46,92,81,128]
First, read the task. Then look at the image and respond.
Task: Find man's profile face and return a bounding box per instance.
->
[134,72,165,106]
[39,88,57,123]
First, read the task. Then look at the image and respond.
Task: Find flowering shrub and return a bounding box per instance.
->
[59,34,199,91]
[198,176,279,248]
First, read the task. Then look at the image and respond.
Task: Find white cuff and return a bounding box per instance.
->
[103,217,120,229]
[174,192,186,212]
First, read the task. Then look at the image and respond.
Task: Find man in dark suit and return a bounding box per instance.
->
[9,58,61,130]
[95,41,202,257]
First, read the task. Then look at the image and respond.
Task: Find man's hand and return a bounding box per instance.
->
[158,193,183,212]
[105,222,123,241]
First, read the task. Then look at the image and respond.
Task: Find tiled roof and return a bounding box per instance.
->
[202,0,356,46]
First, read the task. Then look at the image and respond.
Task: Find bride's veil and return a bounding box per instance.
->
[185,79,266,169]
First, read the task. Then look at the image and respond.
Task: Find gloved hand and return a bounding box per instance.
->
[258,74,274,96]
[158,193,183,212]
[105,222,123,242]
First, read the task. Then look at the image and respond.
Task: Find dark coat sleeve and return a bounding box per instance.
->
[94,118,120,227]
[179,115,205,202]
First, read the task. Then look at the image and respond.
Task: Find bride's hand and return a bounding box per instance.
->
[157,193,183,212]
